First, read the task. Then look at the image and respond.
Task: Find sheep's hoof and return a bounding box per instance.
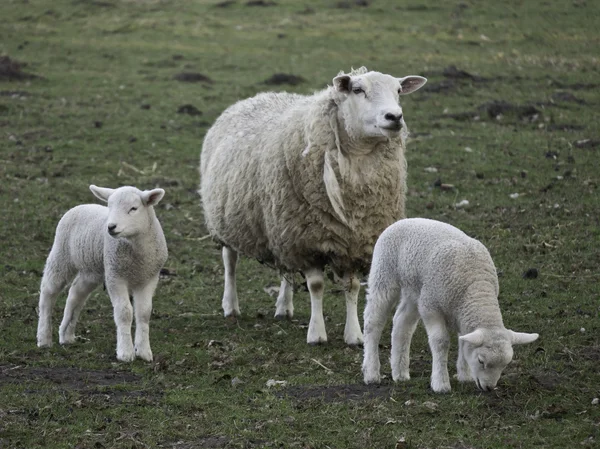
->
[307,339,327,346]
[274,313,292,321]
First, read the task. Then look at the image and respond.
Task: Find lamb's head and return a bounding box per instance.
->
[459,328,539,391]
[89,185,165,238]
[332,67,426,142]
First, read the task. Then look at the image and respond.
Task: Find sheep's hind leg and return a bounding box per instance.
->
[391,292,420,382]
[106,279,135,362]
[343,273,363,346]
[274,275,294,319]
[221,246,240,318]
[362,286,399,384]
[59,273,100,345]
[421,305,452,393]
[132,274,159,362]
[306,268,327,345]
[37,270,70,348]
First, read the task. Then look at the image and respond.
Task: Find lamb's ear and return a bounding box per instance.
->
[333,74,352,93]
[141,188,165,207]
[89,185,115,203]
[398,76,427,95]
[459,329,485,347]
[508,330,539,345]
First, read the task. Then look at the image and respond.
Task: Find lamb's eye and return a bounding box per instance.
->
[129,207,138,213]
[478,358,485,368]
[352,87,364,95]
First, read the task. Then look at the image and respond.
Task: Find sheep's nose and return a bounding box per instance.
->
[107,224,117,233]
[384,112,403,123]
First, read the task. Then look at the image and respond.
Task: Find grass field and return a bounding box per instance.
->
[1,0,599,448]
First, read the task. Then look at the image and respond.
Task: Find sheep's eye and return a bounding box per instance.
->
[352,87,364,95]
[478,358,485,368]
[129,207,138,213]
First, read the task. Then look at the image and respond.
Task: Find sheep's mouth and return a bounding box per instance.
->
[108,230,121,237]
[380,124,402,132]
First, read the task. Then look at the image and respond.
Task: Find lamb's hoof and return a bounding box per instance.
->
[392,373,410,382]
[37,340,53,348]
[135,347,153,362]
[307,338,327,346]
[431,381,451,394]
[274,312,293,320]
[344,337,364,347]
[363,374,381,385]
[59,335,76,345]
[117,350,135,363]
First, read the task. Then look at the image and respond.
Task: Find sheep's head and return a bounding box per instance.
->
[89,185,165,239]
[459,328,539,391]
[332,67,426,141]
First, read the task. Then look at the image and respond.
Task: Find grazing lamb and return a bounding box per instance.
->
[36,185,168,362]
[200,67,427,345]
[362,218,539,392]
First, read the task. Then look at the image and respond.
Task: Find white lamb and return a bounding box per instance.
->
[36,185,168,362]
[362,218,539,392]
[200,67,427,345]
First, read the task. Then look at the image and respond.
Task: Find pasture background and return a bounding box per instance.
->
[1,0,599,447]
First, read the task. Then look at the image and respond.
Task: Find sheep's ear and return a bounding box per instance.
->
[459,329,485,347]
[142,188,165,207]
[508,330,539,345]
[398,76,427,95]
[89,185,115,203]
[333,74,352,93]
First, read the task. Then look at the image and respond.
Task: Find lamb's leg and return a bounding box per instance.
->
[456,336,472,382]
[274,275,294,319]
[343,273,363,346]
[132,274,159,362]
[37,270,69,348]
[59,273,100,345]
[391,294,420,382]
[222,246,240,317]
[106,279,135,362]
[306,267,327,345]
[362,286,399,384]
[421,309,451,393]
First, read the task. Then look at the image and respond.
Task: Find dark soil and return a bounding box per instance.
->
[177,104,202,116]
[173,72,213,83]
[276,383,395,403]
[0,56,39,81]
[0,364,139,389]
[263,73,305,86]
[573,139,600,149]
[246,0,277,6]
[551,91,586,104]
[442,65,484,82]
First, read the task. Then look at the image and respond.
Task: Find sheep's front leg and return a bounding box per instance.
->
[306,268,327,345]
[362,287,398,384]
[106,279,135,362]
[274,275,294,319]
[59,273,100,345]
[343,273,363,346]
[391,295,420,382]
[421,310,451,393]
[222,246,240,317]
[456,336,472,382]
[132,275,159,362]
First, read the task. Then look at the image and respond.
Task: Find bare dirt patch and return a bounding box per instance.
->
[0,56,39,81]
[276,383,395,403]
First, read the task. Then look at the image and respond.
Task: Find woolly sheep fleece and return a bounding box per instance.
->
[200,67,427,343]
[362,218,539,393]
[36,185,168,363]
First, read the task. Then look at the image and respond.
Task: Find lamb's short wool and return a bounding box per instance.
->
[362,218,539,392]
[200,67,427,345]
[36,185,168,362]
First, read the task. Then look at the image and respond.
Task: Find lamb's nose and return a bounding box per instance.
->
[107,224,117,233]
[384,112,403,122]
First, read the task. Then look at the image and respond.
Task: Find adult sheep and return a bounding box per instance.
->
[200,67,426,345]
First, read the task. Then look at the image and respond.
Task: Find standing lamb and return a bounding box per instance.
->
[362,218,539,392]
[200,67,427,345]
[36,185,168,362]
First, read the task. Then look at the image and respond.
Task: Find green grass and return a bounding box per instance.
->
[1,0,599,448]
